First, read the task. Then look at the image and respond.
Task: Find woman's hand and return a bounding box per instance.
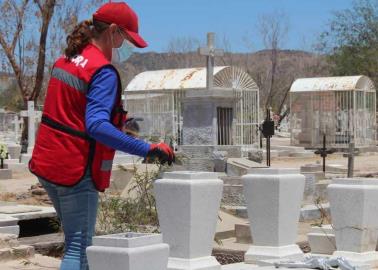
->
[146,143,175,165]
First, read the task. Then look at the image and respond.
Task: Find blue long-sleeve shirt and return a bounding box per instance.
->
[85,67,150,157]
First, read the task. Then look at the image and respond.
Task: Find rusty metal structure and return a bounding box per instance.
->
[290,75,376,149]
[124,66,259,147]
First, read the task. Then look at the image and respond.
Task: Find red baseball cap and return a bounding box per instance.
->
[93,2,148,48]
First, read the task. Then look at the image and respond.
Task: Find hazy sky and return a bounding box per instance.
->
[79,0,355,53]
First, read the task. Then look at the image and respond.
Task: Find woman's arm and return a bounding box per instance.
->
[85,67,150,157]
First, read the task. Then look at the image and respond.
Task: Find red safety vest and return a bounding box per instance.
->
[29,43,126,191]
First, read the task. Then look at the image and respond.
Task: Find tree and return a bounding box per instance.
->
[320,0,378,85]
[0,0,105,143]
[165,36,201,68]
[0,0,105,107]
[0,0,56,106]
[257,11,289,111]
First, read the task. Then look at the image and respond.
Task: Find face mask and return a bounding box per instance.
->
[111,29,135,64]
[116,40,134,62]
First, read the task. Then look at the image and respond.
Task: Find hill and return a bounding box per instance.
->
[119,49,330,111]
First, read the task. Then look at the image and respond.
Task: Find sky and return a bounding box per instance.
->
[82,0,356,53]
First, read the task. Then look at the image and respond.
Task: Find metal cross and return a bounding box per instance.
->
[198,32,224,90]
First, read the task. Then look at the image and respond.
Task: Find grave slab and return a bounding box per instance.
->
[0,226,20,236]
[0,205,56,221]
[226,158,265,177]
[154,171,223,270]
[0,214,18,227]
[87,232,169,270]
[242,168,305,264]
[299,203,330,221]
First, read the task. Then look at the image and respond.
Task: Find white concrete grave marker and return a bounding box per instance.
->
[154,171,223,270]
[87,233,169,270]
[328,178,378,267]
[242,168,305,264]
[20,101,42,153]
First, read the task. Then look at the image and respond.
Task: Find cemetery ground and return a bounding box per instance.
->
[1,137,378,269]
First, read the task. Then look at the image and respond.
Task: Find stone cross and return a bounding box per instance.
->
[11,115,23,142]
[20,101,42,150]
[198,32,224,90]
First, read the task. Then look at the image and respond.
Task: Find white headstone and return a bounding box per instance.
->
[154,171,223,270]
[242,168,305,264]
[328,178,378,267]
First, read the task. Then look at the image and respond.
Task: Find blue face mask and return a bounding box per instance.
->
[116,40,134,62]
[112,29,135,63]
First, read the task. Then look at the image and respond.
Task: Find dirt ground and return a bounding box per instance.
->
[1,255,60,270]
[0,171,49,206]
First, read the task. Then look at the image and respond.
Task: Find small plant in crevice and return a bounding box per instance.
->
[311,196,336,250]
[96,162,165,235]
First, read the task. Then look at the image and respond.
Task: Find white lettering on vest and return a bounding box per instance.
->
[71,55,88,68]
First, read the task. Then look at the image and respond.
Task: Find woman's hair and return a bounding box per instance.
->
[64,19,110,59]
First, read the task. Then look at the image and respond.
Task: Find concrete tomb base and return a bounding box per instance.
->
[245,245,304,263]
[87,233,169,270]
[168,256,221,270]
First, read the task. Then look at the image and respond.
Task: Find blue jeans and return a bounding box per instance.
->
[38,170,98,270]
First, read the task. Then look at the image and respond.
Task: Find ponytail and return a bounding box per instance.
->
[64,19,110,59]
[64,20,93,59]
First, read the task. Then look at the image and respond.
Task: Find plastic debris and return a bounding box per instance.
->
[274,255,356,270]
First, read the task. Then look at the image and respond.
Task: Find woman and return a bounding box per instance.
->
[29,2,174,270]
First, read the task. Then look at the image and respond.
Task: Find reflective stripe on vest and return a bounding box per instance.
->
[101,160,113,171]
[51,67,88,93]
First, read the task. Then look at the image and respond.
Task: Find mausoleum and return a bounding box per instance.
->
[290,75,376,149]
[124,66,260,149]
